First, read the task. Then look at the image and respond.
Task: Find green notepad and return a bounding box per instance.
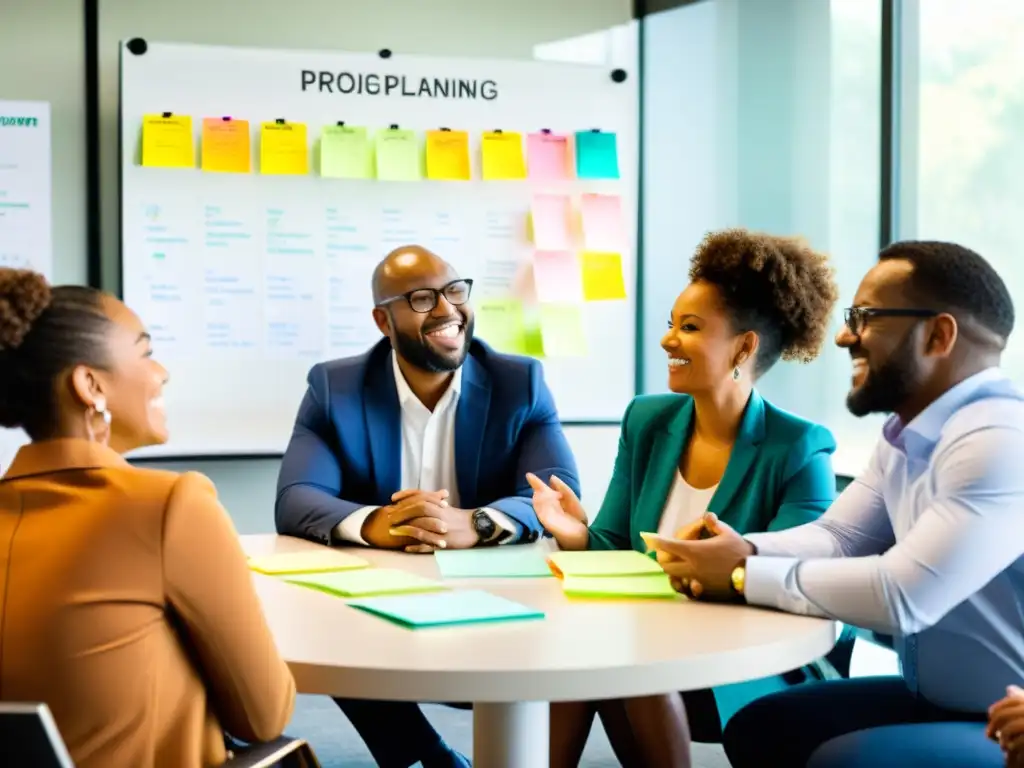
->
[285,568,447,598]
[346,589,544,629]
[248,550,369,575]
[562,573,678,599]
[434,548,553,578]
[547,550,664,578]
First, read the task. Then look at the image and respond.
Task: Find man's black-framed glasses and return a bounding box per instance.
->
[843,306,939,336]
[377,279,474,314]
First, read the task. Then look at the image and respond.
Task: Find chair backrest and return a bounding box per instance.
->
[0,702,74,768]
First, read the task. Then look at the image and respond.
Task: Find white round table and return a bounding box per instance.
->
[243,534,836,768]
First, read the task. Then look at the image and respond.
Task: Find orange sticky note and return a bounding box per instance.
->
[426,129,471,180]
[141,114,194,168]
[530,194,572,250]
[481,131,526,180]
[260,121,309,175]
[201,118,250,173]
[526,132,571,180]
[581,194,625,251]
[582,251,627,301]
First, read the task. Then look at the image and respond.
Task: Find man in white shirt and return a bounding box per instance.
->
[652,241,1017,767]
[276,244,579,768]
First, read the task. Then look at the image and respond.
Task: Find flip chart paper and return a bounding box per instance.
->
[434,548,552,578]
[475,299,529,355]
[539,304,588,357]
[533,251,584,303]
[547,550,664,579]
[526,132,571,180]
[530,194,572,250]
[582,251,627,301]
[376,129,421,180]
[426,129,471,180]
[581,194,625,251]
[563,574,677,599]
[347,590,544,629]
[259,122,309,175]
[285,568,447,597]
[200,118,250,173]
[248,550,369,575]
[141,114,194,168]
[481,131,527,180]
[574,130,620,179]
[320,125,374,179]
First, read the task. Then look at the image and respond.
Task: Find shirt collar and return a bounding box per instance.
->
[2,438,129,482]
[391,350,462,410]
[882,367,1009,457]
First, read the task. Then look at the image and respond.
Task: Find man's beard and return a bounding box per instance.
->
[393,315,475,373]
[846,329,922,417]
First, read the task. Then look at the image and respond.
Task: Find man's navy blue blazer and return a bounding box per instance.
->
[275,337,581,545]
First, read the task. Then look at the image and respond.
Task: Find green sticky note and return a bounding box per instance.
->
[548,550,663,578]
[539,303,588,357]
[475,299,530,354]
[285,568,446,597]
[375,128,421,181]
[347,589,544,629]
[563,574,677,599]
[320,125,374,179]
[434,548,553,579]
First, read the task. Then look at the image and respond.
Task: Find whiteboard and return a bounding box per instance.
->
[119,41,637,458]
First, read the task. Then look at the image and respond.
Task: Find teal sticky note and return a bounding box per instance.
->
[346,589,544,629]
[434,548,553,579]
[574,130,620,179]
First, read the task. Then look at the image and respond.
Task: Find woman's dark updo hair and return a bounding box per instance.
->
[0,269,112,439]
[689,228,839,377]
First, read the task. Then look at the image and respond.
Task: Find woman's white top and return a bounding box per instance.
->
[656,471,718,537]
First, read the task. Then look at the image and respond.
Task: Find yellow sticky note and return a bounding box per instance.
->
[376,128,421,181]
[582,251,627,301]
[285,568,448,598]
[475,299,531,354]
[481,131,526,180]
[563,574,677,599]
[141,114,194,168]
[247,550,369,575]
[260,121,309,175]
[547,550,664,579]
[201,117,250,173]
[539,304,587,357]
[426,129,471,180]
[320,125,374,179]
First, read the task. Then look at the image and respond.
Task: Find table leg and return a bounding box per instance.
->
[472,701,549,768]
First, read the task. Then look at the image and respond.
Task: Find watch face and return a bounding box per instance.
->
[473,510,496,539]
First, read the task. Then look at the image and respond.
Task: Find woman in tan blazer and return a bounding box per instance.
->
[0,268,296,767]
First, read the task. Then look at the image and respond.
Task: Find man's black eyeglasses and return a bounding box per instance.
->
[377,279,473,314]
[843,306,939,335]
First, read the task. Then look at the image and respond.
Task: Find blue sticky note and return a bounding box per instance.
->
[574,130,620,179]
[346,589,544,629]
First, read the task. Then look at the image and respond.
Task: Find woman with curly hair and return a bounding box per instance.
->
[530,228,841,768]
[0,269,300,767]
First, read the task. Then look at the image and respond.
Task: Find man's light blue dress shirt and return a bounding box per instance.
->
[744,368,1024,713]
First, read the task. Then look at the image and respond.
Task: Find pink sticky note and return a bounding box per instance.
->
[533,251,584,303]
[581,194,625,251]
[527,132,571,181]
[530,194,572,250]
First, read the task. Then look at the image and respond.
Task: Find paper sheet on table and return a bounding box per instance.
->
[574,130,620,179]
[260,121,309,175]
[200,118,250,173]
[526,132,571,180]
[434,548,553,578]
[530,194,572,250]
[347,590,544,628]
[539,304,587,357]
[376,128,421,180]
[533,251,583,303]
[320,125,374,179]
[247,550,369,575]
[547,550,664,579]
[481,131,526,180]
[581,251,627,301]
[425,129,471,180]
[580,194,625,251]
[285,568,447,597]
[141,114,194,168]
[562,574,677,599]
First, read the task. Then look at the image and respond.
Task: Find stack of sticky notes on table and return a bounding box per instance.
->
[547,550,677,599]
